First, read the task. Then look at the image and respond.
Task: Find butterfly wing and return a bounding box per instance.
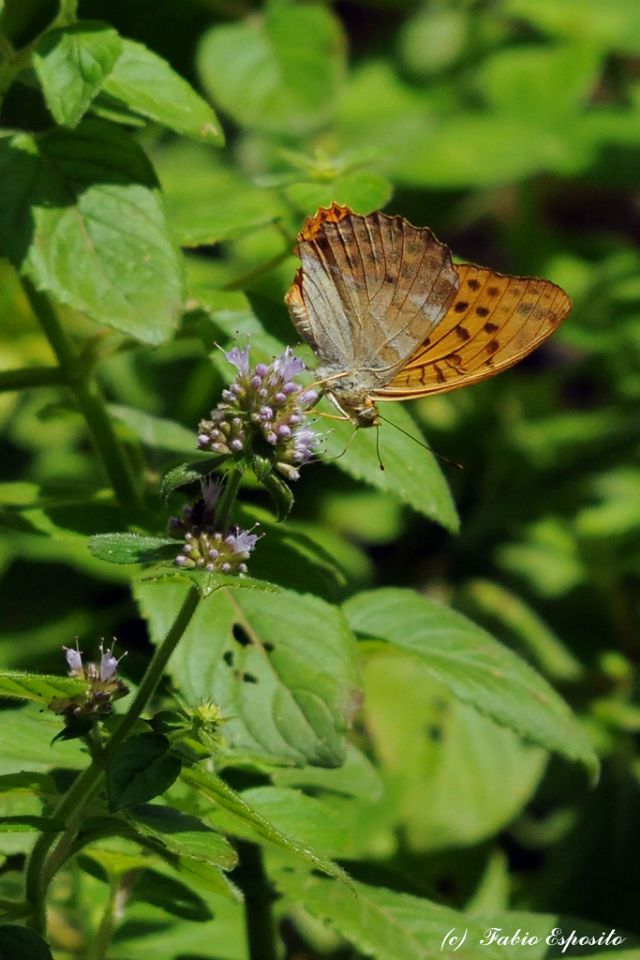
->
[285,204,460,387]
[373,263,572,398]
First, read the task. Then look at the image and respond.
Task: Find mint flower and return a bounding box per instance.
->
[197,346,319,481]
[171,478,259,575]
[52,640,129,733]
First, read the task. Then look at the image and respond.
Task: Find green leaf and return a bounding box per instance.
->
[156,143,285,248]
[458,579,584,682]
[0,706,86,773]
[102,39,223,145]
[216,785,350,857]
[135,579,361,767]
[274,873,504,960]
[197,3,346,135]
[130,803,238,871]
[395,115,584,188]
[160,458,225,500]
[108,404,198,454]
[130,868,212,921]
[284,170,393,217]
[106,733,182,811]
[255,466,294,521]
[0,119,185,345]
[272,742,383,801]
[238,505,348,601]
[0,815,63,832]
[0,925,53,960]
[33,21,122,127]
[345,589,599,779]
[476,44,602,124]
[363,652,546,851]
[506,0,640,55]
[88,533,179,565]
[181,766,350,885]
[0,670,87,705]
[0,772,55,797]
[323,401,459,531]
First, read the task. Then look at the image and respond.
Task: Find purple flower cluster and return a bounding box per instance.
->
[51,640,129,729]
[171,478,259,575]
[197,346,319,481]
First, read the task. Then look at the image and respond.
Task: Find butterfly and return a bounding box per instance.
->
[285,203,572,427]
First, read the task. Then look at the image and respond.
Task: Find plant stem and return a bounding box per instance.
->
[25,759,102,933]
[21,278,143,516]
[216,468,243,530]
[104,585,200,755]
[86,873,133,960]
[24,585,201,934]
[236,841,278,960]
[0,366,68,391]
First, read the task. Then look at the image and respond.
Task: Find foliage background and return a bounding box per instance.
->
[0,0,639,957]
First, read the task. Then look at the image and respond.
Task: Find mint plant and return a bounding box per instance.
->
[1,1,638,959]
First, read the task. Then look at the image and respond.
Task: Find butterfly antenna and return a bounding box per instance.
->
[378,413,463,471]
[375,424,385,471]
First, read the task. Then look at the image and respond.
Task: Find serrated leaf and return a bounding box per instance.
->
[274,873,505,960]
[130,803,237,871]
[181,766,350,885]
[106,733,182,811]
[0,925,53,960]
[89,533,179,565]
[135,579,361,767]
[323,401,459,531]
[197,3,346,136]
[216,785,350,857]
[363,653,546,851]
[102,38,223,144]
[33,21,122,127]
[345,589,598,779]
[108,404,198,454]
[160,458,224,500]
[0,671,87,705]
[0,119,185,345]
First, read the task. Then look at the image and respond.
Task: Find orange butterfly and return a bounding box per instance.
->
[285,203,572,427]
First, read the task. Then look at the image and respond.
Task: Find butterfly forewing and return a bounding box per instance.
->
[374,263,572,398]
[286,204,460,385]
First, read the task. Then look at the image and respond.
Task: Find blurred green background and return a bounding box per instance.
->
[1,0,640,949]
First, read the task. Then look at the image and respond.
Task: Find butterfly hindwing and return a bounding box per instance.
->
[374,263,572,398]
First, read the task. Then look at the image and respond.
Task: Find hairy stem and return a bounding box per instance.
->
[21,279,143,516]
[24,586,201,934]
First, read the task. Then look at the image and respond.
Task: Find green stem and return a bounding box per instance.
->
[104,585,200,754]
[236,841,278,960]
[21,278,143,516]
[216,469,242,530]
[86,872,134,960]
[25,759,102,933]
[0,366,67,391]
[24,586,201,934]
